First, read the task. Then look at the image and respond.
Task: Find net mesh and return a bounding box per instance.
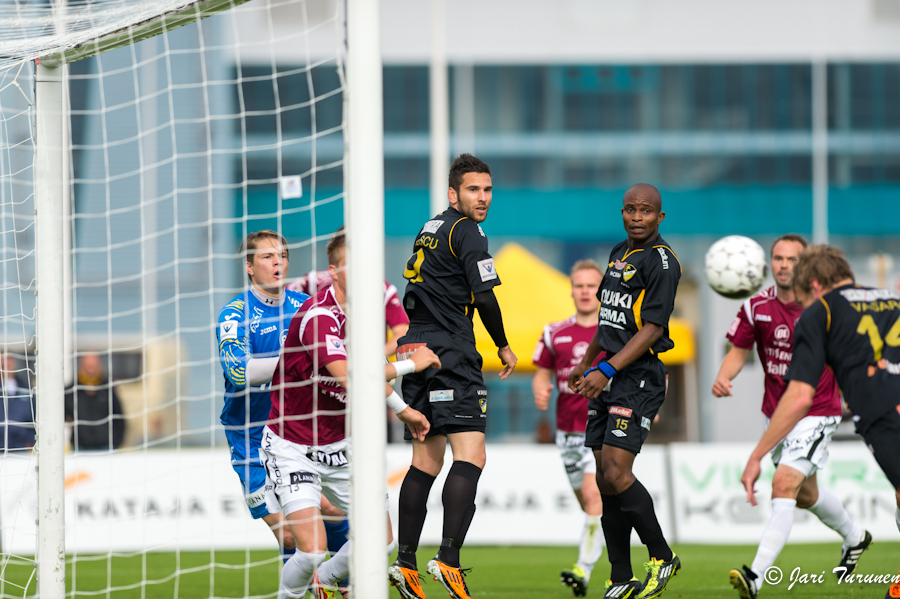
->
[0,0,348,595]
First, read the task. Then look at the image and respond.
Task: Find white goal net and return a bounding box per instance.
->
[0,0,386,597]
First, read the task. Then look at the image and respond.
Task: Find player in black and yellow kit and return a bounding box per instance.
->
[741,245,900,599]
[569,184,681,599]
[388,154,517,599]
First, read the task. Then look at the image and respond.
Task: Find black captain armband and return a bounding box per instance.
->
[585,361,617,378]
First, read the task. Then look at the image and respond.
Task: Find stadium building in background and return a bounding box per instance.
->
[52,0,900,445]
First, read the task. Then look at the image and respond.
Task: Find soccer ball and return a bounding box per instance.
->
[704,236,768,300]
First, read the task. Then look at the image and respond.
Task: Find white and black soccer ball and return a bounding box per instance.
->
[704,235,768,300]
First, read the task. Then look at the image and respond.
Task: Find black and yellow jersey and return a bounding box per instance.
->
[596,234,681,355]
[402,207,501,336]
[786,284,900,432]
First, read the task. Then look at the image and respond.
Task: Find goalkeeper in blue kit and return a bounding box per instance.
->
[217,230,311,559]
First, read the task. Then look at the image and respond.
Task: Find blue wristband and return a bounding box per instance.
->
[597,361,617,378]
[583,365,600,377]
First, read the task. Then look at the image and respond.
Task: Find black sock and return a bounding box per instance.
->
[601,492,634,582]
[618,479,673,561]
[437,461,482,568]
[398,466,436,570]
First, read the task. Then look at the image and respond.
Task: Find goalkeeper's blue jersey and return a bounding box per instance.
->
[217,287,309,433]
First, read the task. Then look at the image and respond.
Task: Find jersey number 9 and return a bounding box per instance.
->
[404,249,425,283]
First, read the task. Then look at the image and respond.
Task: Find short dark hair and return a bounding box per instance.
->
[792,244,855,296]
[239,230,288,282]
[326,226,346,267]
[448,153,491,196]
[771,234,808,256]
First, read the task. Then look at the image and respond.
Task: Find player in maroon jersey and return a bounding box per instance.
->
[287,260,409,357]
[712,234,870,599]
[264,230,440,599]
[533,260,606,597]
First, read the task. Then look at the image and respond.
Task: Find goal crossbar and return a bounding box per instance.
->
[0,0,251,70]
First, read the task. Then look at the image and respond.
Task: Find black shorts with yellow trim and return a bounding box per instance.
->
[858,405,900,489]
[397,324,487,440]
[584,354,667,454]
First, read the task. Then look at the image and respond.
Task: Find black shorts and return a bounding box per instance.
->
[397,325,487,440]
[585,355,667,454]
[858,405,900,489]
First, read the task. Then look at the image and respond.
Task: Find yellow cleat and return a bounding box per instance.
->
[426,558,472,599]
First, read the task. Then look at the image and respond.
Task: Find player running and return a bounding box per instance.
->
[216,230,309,561]
[390,154,517,599]
[740,245,900,599]
[716,235,870,599]
[533,259,606,596]
[263,230,439,599]
[569,184,681,599]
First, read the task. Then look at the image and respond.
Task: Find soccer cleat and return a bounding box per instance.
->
[426,558,472,599]
[389,562,427,599]
[311,572,346,599]
[728,565,758,599]
[603,577,642,598]
[636,554,680,598]
[838,530,873,578]
[561,564,589,597]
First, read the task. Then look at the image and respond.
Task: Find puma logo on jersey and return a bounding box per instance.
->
[755,313,771,321]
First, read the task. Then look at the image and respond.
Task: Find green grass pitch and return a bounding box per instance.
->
[1,542,897,597]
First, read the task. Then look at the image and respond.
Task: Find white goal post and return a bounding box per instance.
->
[4,0,388,597]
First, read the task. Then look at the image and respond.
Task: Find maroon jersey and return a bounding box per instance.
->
[726,285,841,418]
[288,272,409,329]
[532,316,603,433]
[269,286,347,445]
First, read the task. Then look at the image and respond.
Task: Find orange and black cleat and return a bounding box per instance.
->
[426,558,472,599]
[389,562,427,599]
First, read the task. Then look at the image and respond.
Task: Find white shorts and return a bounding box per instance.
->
[769,415,841,478]
[261,426,351,517]
[556,430,596,489]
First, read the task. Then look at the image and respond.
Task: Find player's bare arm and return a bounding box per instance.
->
[388,346,441,380]
[568,328,603,391]
[712,345,751,397]
[532,367,554,410]
[740,379,816,506]
[497,345,518,380]
[576,323,664,400]
[385,383,431,441]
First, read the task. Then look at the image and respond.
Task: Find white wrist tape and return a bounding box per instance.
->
[393,359,416,378]
[386,390,408,414]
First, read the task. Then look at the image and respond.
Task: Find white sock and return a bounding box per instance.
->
[806,489,864,549]
[751,498,796,582]
[279,550,325,599]
[577,515,603,580]
[315,539,397,588]
[317,543,351,587]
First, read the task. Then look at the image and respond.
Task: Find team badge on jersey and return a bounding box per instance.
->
[220,321,238,340]
[478,389,488,414]
[623,264,637,282]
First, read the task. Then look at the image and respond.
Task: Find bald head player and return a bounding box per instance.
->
[569,184,682,599]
